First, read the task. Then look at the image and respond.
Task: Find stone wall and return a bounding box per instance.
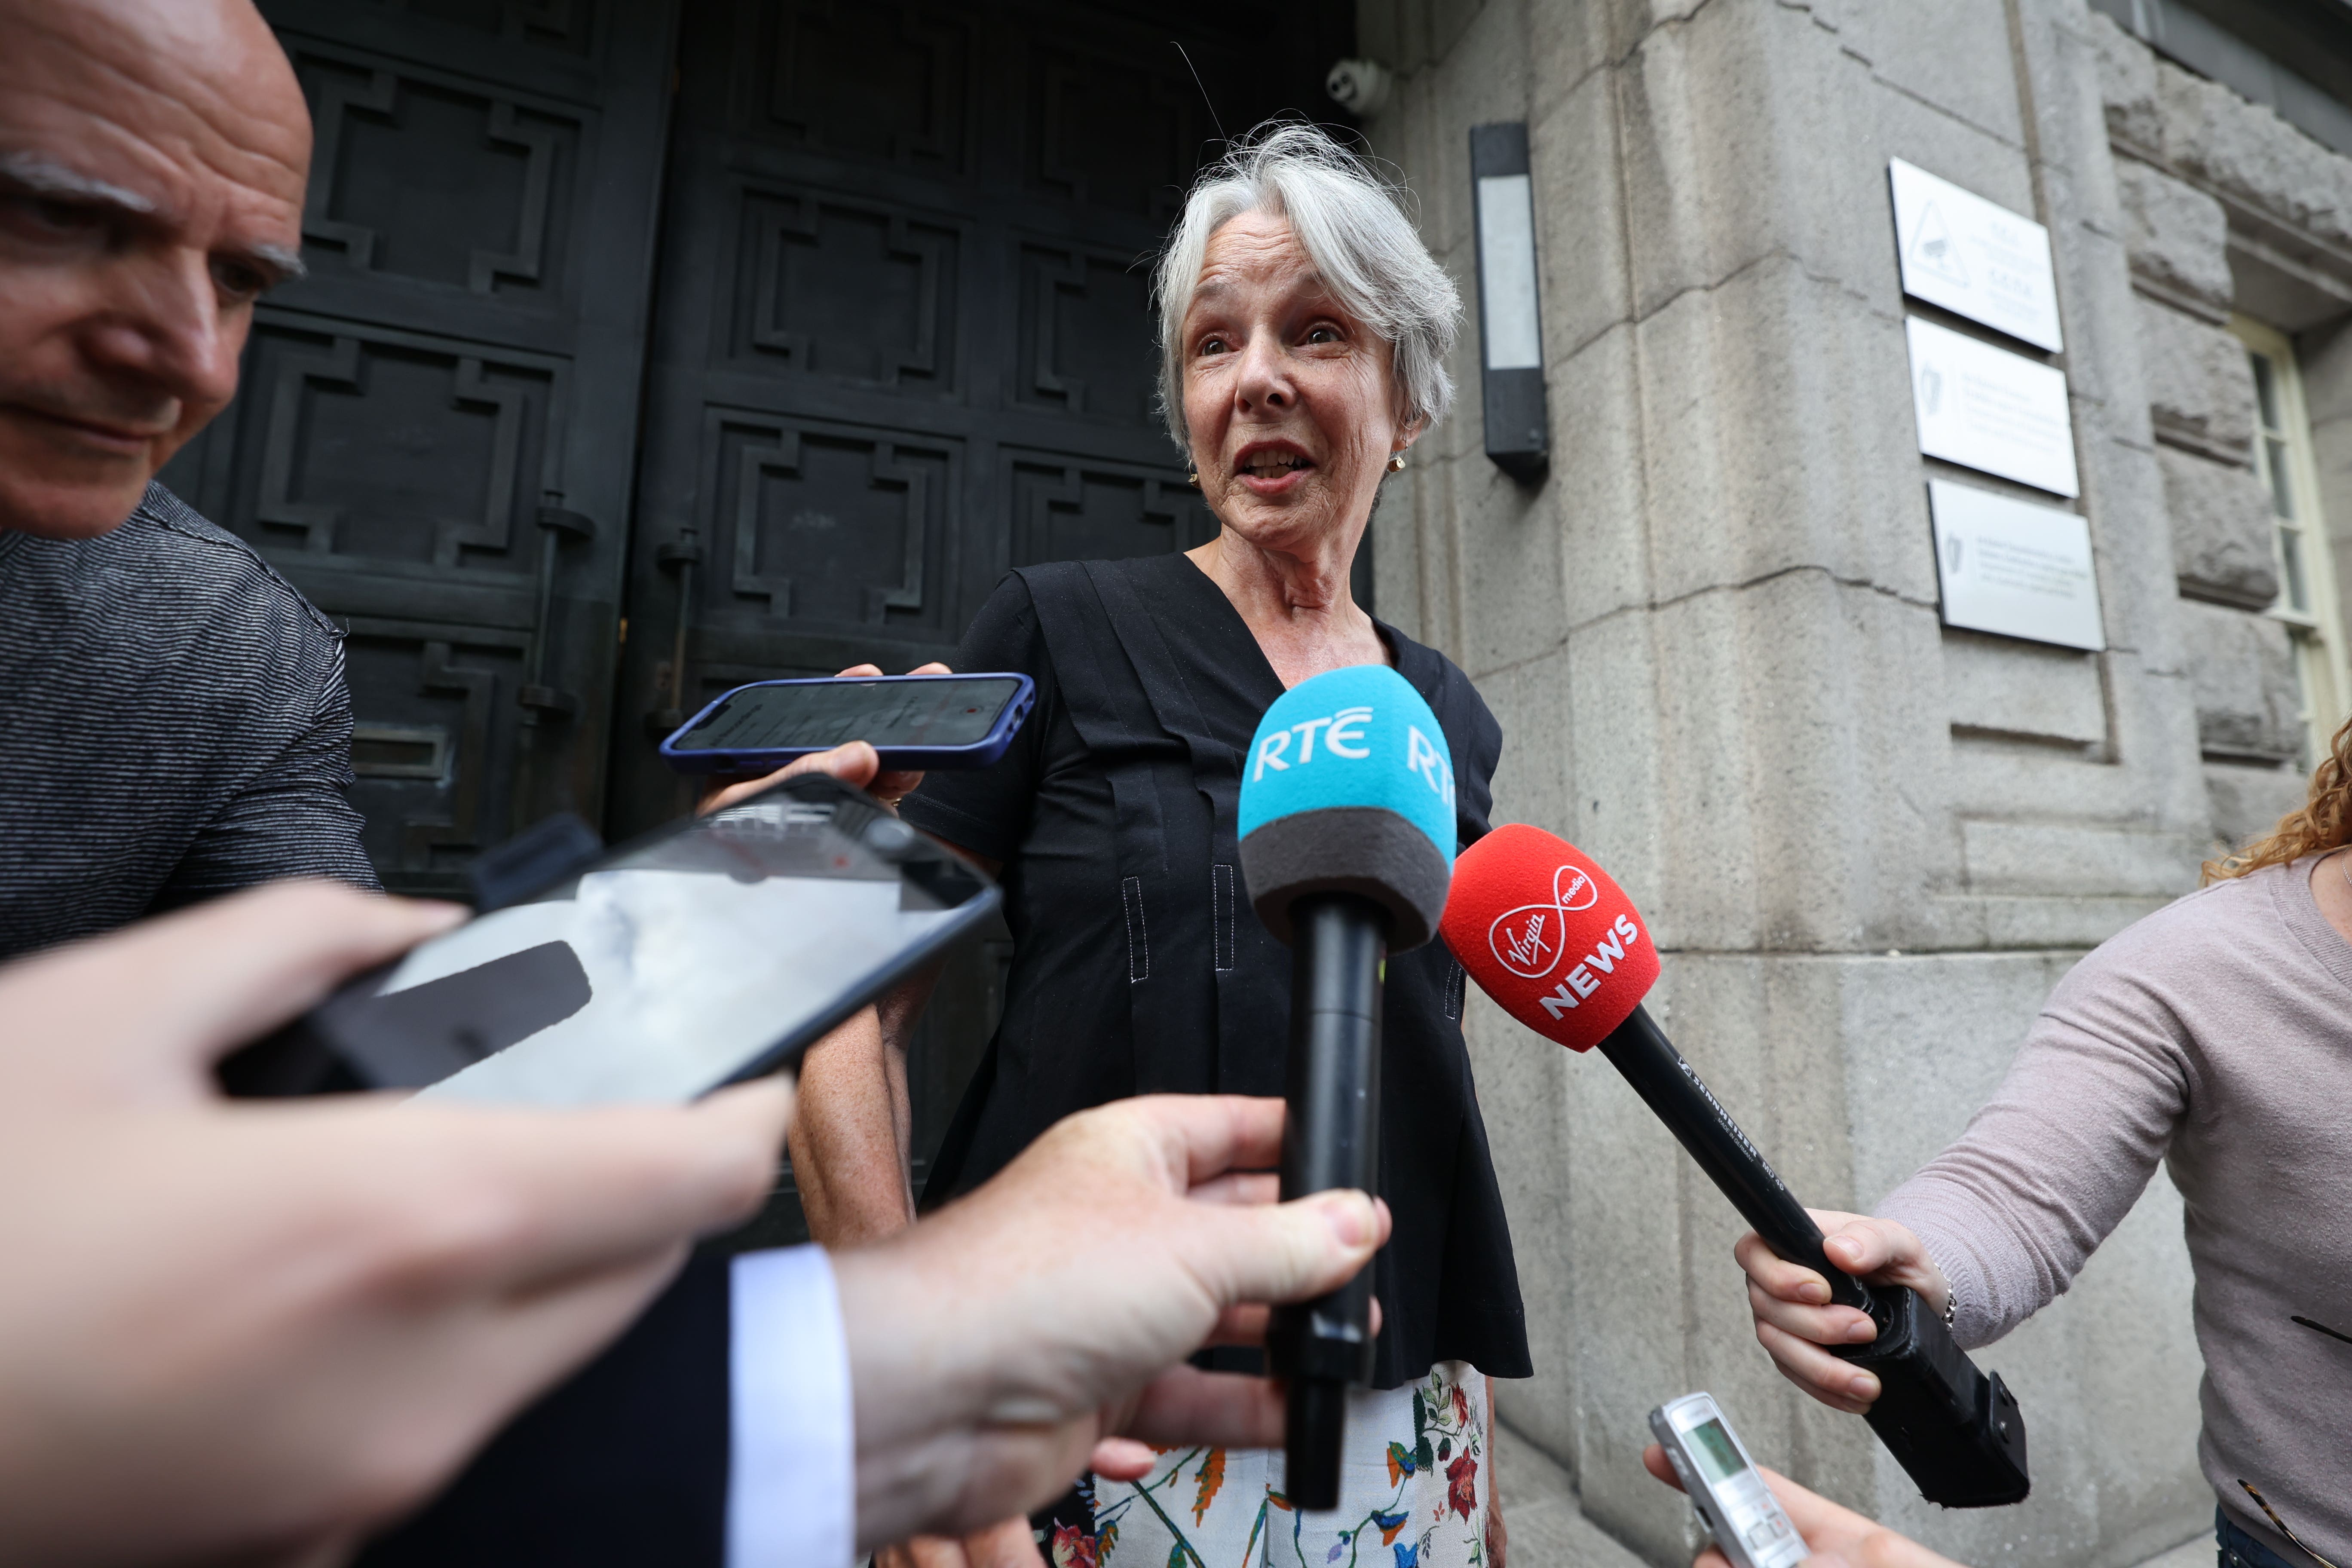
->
[1343,0,2352,1560]
[2092,12,2313,845]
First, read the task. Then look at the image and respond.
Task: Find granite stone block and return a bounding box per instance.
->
[2115,156,2233,314]
[2137,294,2258,460]
[2180,597,2302,761]
[2162,444,2279,608]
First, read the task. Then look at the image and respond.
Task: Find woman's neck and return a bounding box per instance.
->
[1187,527,1389,689]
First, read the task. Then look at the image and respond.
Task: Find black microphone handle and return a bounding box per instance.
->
[1271,893,1387,1511]
[1596,1004,2030,1508]
[1593,1007,1873,1312]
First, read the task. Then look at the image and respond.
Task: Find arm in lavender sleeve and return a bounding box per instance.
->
[1876,946,2193,1350]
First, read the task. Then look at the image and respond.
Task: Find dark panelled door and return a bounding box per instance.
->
[609,0,1352,1233]
[162,0,677,897]
[608,0,1354,833]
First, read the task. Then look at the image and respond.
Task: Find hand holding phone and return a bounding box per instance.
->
[1649,1393,1810,1568]
[0,882,791,1565]
[693,663,953,824]
[661,671,1035,776]
[219,773,1001,1106]
[1641,1431,1966,1568]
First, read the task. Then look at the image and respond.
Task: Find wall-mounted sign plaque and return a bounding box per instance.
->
[1928,478,2104,651]
[1906,317,2079,497]
[1889,158,2062,351]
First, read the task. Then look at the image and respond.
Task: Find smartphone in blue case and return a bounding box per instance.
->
[658,672,1036,775]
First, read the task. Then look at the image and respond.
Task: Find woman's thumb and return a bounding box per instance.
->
[1823,1221,1896,1275]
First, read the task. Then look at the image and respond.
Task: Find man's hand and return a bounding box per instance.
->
[1641,1444,1964,1568]
[1735,1211,1948,1413]
[837,1094,1390,1553]
[699,662,952,817]
[0,882,793,1568]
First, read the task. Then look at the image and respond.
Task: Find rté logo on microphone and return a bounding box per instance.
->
[1248,702,1457,812]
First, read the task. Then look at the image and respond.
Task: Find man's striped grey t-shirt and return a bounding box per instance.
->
[0,483,378,958]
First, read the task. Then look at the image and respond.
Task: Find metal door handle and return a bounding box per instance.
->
[520,502,596,719]
[643,530,702,737]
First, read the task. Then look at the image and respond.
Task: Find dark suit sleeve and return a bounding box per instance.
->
[355,1254,731,1568]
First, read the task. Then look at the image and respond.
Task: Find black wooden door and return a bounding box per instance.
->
[611,0,1353,1232]
[162,0,678,898]
[608,0,1356,833]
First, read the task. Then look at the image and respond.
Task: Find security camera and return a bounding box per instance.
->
[1325,58,1393,118]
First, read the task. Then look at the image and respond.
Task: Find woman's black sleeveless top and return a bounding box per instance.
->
[900,553,1530,1386]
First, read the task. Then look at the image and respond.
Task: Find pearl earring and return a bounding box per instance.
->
[1187,472,1199,486]
[1387,452,1406,472]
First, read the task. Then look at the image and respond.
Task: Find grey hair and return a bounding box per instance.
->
[1153,123,1460,456]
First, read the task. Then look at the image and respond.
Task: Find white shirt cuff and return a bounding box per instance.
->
[725,1245,854,1568]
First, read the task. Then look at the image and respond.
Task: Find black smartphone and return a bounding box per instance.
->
[658,673,1036,775]
[219,773,998,1106]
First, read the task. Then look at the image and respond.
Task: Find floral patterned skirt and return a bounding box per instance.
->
[1063,1362,1489,1568]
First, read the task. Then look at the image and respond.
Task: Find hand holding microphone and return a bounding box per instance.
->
[1439,826,2030,1510]
[1739,1211,1956,1416]
[1236,665,1458,1510]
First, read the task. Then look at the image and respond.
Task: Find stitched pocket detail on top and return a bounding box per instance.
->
[1122,876,1149,984]
[1443,958,1466,1020]
[1212,864,1237,972]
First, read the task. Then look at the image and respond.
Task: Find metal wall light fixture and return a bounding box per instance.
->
[1469,123,1548,481]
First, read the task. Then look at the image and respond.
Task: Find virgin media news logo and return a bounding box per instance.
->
[1487,864,1599,980]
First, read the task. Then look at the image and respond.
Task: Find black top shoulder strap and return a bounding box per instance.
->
[1008,561,1155,755]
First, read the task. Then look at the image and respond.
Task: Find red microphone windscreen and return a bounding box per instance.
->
[1439,824,1659,1051]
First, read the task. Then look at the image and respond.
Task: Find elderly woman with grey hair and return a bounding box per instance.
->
[807,124,1530,1568]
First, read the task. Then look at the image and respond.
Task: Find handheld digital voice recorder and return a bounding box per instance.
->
[1648,1392,1810,1568]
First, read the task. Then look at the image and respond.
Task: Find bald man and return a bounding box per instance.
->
[0,0,374,958]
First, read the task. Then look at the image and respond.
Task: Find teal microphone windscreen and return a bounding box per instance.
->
[1237,665,1455,950]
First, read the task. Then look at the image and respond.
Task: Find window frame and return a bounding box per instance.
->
[2231,314,2351,769]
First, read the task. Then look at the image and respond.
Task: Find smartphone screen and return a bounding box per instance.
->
[296,779,995,1106]
[672,676,1024,755]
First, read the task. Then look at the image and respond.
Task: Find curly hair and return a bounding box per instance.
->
[2204,710,2352,882]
